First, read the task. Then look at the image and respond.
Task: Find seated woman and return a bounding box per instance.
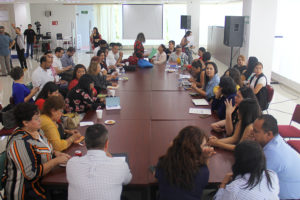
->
[98,50,118,79]
[198,47,206,60]
[211,87,256,136]
[189,60,205,88]
[10,66,39,104]
[242,56,258,81]
[40,95,82,151]
[211,76,237,120]
[35,82,60,110]
[165,40,175,60]
[191,62,220,100]
[249,62,268,111]
[65,74,104,113]
[5,103,70,199]
[68,64,87,91]
[152,44,167,66]
[223,68,243,88]
[168,45,189,65]
[214,140,279,199]
[155,126,215,200]
[233,55,247,74]
[209,98,261,151]
[87,56,116,94]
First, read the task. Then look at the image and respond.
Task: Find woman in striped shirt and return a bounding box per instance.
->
[5,103,70,200]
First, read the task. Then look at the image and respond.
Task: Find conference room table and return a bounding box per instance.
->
[42,64,234,198]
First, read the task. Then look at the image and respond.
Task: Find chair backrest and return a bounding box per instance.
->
[291,104,300,124]
[266,84,274,104]
[0,151,7,190]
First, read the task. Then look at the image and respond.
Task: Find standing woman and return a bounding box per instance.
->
[13,26,27,70]
[155,126,215,200]
[5,103,70,200]
[90,27,102,50]
[191,62,220,101]
[134,32,146,58]
[214,140,279,199]
[180,31,194,64]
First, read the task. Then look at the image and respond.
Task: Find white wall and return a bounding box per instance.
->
[0,4,15,36]
[30,4,76,48]
[14,3,31,32]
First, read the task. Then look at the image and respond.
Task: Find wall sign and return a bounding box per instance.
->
[52,21,58,25]
[81,11,88,14]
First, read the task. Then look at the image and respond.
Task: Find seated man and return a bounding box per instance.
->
[67,124,132,200]
[61,47,76,81]
[93,39,108,56]
[253,114,300,200]
[32,55,54,91]
[53,47,72,77]
[106,43,123,67]
[168,45,188,65]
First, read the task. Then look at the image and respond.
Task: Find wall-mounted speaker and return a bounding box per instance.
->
[181,15,191,30]
[45,11,51,17]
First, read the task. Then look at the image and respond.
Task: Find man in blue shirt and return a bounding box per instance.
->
[0,26,15,76]
[253,114,300,200]
[60,47,75,82]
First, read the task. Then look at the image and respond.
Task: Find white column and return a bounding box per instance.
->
[14,3,31,32]
[187,0,200,49]
[241,0,278,82]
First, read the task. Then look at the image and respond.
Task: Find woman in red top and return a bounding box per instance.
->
[68,64,87,91]
[134,32,146,58]
[35,82,60,110]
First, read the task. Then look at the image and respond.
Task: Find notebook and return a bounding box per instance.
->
[189,108,211,115]
[192,99,209,106]
[106,97,121,110]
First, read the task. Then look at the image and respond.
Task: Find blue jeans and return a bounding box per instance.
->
[26,43,34,57]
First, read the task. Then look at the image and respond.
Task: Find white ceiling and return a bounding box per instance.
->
[0,0,242,4]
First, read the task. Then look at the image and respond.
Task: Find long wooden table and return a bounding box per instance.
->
[42,65,234,187]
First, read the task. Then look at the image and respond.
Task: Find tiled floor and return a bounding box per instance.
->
[0,50,299,127]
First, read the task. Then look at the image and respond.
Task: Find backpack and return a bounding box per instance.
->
[250,73,268,111]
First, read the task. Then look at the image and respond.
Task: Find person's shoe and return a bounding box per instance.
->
[23,68,28,71]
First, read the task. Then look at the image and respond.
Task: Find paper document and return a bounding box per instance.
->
[192,99,209,106]
[106,97,121,110]
[148,48,157,59]
[179,74,191,79]
[189,108,211,115]
[80,121,94,126]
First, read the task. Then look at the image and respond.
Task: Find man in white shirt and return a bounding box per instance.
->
[32,55,54,90]
[106,43,123,67]
[67,124,132,200]
[53,47,72,76]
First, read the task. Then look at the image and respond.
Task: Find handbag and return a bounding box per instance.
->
[62,113,80,129]
[138,59,153,68]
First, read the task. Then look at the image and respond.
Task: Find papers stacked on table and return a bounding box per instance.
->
[192,99,209,106]
[80,121,94,126]
[106,97,121,110]
[189,108,211,115]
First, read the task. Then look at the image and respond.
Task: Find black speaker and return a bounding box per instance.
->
[224,16,245,47]
[181,15,191,30]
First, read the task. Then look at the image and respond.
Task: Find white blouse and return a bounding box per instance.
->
[154,51,167,65]
[214,171,280,200]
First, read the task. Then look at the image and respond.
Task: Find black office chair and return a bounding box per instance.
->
[57,33,63,40]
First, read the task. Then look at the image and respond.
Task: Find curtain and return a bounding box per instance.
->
[93,4,122,44]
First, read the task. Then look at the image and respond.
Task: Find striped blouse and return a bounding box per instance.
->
[5,128,53,200]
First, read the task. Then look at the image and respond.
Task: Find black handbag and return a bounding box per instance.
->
[124,65,137,72]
